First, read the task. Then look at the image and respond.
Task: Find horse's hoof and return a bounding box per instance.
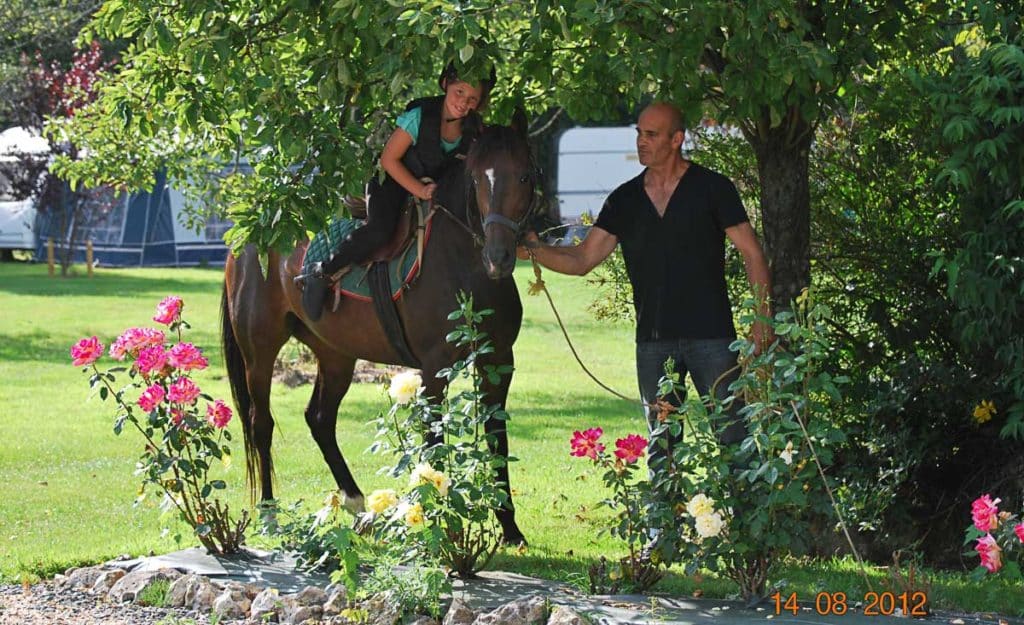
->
[341,493,365,516]
[502,533,528,548]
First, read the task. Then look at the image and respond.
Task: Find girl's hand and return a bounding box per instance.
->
[416,182,437,200]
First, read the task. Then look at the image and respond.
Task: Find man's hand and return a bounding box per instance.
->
[516,231,540,260]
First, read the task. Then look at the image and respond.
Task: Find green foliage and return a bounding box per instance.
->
[136,578,171,607]
[927,26,1024,440]
[647,297,847,600]
[356,544,450,620]
[254,497,360,590]
[51,0,935,268]
[364,293,511,577]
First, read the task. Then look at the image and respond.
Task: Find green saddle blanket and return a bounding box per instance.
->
[302,217,423,301]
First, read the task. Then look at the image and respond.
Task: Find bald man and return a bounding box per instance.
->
[519,102,772,471]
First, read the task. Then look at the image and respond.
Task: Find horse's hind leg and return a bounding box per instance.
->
[298,337,364,514]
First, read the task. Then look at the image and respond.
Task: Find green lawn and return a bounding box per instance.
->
[0,262,1019,616]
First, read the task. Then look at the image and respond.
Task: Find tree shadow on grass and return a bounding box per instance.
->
[0,266,223,298]
[0,329,71,363]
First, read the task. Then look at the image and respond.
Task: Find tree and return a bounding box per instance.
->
[54,1,945,305]
[2,40,119,275]
[0,0,102,128]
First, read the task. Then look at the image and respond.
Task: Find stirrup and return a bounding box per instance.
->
[294,261,326,287]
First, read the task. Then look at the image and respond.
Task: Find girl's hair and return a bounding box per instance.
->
[438,61,497,109]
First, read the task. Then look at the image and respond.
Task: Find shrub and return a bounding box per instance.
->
[71,296,247,554]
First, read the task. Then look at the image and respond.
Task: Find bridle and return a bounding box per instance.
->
[433,133,543,248]
[477,162,544,245]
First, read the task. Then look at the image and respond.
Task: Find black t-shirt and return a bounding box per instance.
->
[594,163,749,342]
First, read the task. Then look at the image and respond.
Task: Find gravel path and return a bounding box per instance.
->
[0,582,215,625]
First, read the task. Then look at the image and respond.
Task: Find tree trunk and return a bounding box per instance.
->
[747,117,814,310]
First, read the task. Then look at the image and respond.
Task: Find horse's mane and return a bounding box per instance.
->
[464,125,530,171]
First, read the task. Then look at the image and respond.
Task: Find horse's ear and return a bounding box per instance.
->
[511,106,528,137]
[463,110,483,141]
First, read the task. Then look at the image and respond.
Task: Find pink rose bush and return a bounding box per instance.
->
[965,493,1024,578]
[71,296,246,554]
[569,426,662,591]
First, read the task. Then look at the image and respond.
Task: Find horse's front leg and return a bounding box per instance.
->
[476,348,527,546]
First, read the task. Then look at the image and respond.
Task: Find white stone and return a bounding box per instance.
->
[444,599,479,625]
[64,566,108,590]
[212,588,251,619]
[107,568,181,604]
[323,586,348,615]
[251,587,282,621]
[546,605,586,625]
[474,595,548,625]
[90,569,125,595]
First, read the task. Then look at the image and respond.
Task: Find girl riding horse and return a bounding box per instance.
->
[302,62,497,320]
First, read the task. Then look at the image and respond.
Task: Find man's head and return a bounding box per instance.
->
[636,102,686,168]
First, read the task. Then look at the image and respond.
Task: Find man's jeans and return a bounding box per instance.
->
[636,338,747,473]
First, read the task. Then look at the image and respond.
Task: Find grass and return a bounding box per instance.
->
[0,261,1020,616]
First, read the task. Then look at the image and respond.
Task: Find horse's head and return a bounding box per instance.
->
[464,107,539,280]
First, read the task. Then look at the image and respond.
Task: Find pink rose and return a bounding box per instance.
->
[153,296,183,325]
[614,434,648,464]
[70,336,104,367]
[971,494,1001,532]
[206,400,233,429]
[170,408,186,427]
[1015,523,1024,544]
[570,428,605,460]
[134,345,169,376]
[977,534,1002,573]
[137,384,165,412]
[168,342,208,371]
[110,327,165,360]
[168,377,200,405]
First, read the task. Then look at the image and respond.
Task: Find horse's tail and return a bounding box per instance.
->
[221,284,258,503]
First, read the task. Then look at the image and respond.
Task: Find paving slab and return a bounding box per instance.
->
[107,549,1014,625]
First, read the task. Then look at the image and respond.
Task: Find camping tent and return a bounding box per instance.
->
[34,169,232,267]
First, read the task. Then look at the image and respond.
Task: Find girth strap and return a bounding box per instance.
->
[368,262,422,368]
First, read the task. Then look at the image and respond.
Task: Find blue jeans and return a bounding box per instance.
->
[636,338,747,473]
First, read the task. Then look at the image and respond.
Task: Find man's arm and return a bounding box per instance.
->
[725,221,774,350]
[516,226,618,276]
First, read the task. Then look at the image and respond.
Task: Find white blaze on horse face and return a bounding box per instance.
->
[484,167,496,211]
[364,182,371,208]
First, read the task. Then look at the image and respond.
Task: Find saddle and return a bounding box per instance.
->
[301,195,432,301]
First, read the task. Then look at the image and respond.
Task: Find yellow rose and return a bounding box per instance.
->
[973,400,996,424]
[686,494,715,517]
[410,463,436,487]
[695,512,725,539]
[430,472,451,497]
[366,489,398,514]
[779,440,797,466]
[388,371,422,405]
[404,502,425,528]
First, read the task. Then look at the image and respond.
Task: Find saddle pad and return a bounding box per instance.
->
[301,217,429,302]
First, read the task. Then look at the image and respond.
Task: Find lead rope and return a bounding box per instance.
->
[527,252,643,406]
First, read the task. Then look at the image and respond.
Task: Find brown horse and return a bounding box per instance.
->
[221,109,536,545]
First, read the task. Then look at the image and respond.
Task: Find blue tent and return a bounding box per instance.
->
[35,170,231,267]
